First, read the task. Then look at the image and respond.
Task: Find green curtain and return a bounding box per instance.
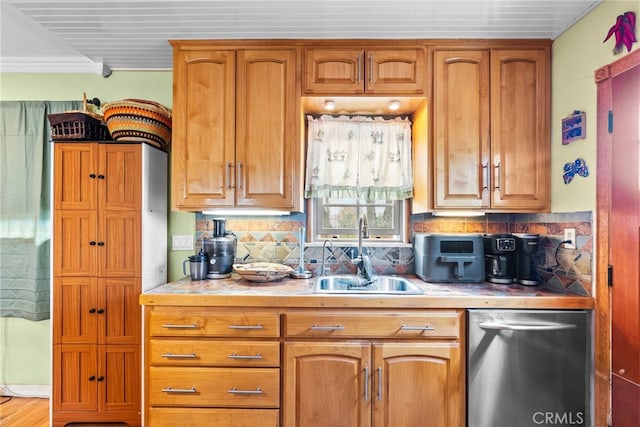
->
[0,101,81,321]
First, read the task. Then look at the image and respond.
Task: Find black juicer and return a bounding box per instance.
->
[202,218,237,279]
[483,234,516,284]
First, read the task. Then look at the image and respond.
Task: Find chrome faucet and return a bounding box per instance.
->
[321,240,333,276]
[353,213,374,282]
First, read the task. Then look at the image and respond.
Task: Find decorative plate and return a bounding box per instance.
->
[233,262,294,282]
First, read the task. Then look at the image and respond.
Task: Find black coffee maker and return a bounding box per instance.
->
[513,233,540,286]
[483,234,516,284]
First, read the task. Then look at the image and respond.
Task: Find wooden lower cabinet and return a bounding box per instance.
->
[283,341,462,427]
[148,408,280,427]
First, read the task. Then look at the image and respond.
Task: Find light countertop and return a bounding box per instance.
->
[140,275,594,310]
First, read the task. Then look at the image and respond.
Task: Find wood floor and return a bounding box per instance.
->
[0,396,49,427]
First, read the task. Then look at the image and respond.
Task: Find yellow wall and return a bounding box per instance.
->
[551,0,639,212]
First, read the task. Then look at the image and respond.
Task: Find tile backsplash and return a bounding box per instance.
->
[195,210,593,296]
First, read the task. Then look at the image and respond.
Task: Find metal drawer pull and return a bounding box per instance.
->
[364,367,369,401]
[228,324,263,330]
[161,386,196,393]
[400,325,435,331]
[161,352,197,359]
[228,353,263,360]
[479,321,577,331]
[161,323,197,329]
[311,324,345,331]
[377,367,383,401]
[228,387,263,395]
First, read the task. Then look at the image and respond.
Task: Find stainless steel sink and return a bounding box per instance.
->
[313,275,422,294]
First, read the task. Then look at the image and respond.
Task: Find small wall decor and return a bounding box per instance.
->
[603,11,637,54]
[562,110,586,145]
[563,158,589,184]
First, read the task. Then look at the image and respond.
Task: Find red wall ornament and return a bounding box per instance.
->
[604,11,637,54]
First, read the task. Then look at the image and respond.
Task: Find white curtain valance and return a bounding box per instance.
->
[304,115,413,201]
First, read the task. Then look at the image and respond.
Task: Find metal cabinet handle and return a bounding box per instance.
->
[89,308,96,314]
[97,376,104,382]
[494,162,501,189]
[97,174,105,180]
[89,375,96,381]
[97,241,104,246]
[364,366,369,401]
[237,162,243,190]
[357,53,362,82]
[161,352,197,359]
[162,323,198,329]
[368,53,373,82]
[400,325,435,331]
[89,241,97,246]
[482,162,489,190]
[162,386,196,393]
[97,308,104,314]
[310,324,345,331]
[228,387,263,395]
[478,321,577,331]
[225,161,232,189]
[377,367,383,401]
[228,324,263,330]
[89,173,96,179]
[228,353,263,360]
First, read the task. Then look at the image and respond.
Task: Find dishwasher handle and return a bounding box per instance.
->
[479,321,577,331]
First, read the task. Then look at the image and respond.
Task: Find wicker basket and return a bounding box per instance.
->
[48,111,111,141]
[102,99,172,150]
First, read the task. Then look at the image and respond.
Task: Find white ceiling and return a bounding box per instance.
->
[0,0,603,73]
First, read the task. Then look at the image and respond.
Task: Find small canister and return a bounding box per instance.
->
[183,249,209,281]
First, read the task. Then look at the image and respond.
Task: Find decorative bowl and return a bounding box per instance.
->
[233,262,294,282]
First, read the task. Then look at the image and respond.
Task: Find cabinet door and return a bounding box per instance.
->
[99,144,141,211]
[373,343,463,427]
[172,49,236,209]
[53,210,98,276]
[366,48,427,94]
[53,277,98,344]
[53,344,98,413]
[100,278,141,345]
[433,50,490,208]
[303,48,364,94]
[54,143,98,211]
[100,344,140,414]
[490,49,550,210]
[99,210,140,277]
[283,342,371,427]
[236,49,299,210]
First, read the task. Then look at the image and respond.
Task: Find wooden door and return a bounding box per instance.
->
[100,278,141,345]
[366,48,427,94]
[236,49,299,210]
[372,343,463,427]
[53,277,98,344]
[54,143,98,211]
[490,49,550,210]
[433,49,490,209]
[609,57,640,426]
[99,210,140,277]
[53,344,98,413]
[100,344,141,414]
[303,48,364,94]
[53,210,98,276]
[99,144,141,211]
[283,341,371,427]
[171,48,236,209]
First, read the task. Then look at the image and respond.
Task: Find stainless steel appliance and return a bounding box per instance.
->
[203,218,237,279]
[514,233,540,285]
[483,234,516,284]
[414,233,485,283]
[468,309,591,427]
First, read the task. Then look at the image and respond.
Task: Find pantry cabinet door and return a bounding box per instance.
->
[54,143,98,211]
[99,210,140,277]
[53,210,98,277]
[99,344,141,414]
[53,344,98,413]
[99,278,141,345]
[99,144,141,211]
[53,277,98,344]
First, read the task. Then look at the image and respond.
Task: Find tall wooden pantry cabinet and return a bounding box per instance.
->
[52,141,167,427]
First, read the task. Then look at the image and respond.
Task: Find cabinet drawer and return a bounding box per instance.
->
[285,311,461,339]
[148,407,279,426]
[150,339,280,367]
[148,309,280,338]
[149,366,280,408]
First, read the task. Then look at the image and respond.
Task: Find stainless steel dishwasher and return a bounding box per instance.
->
[467,309,591,427]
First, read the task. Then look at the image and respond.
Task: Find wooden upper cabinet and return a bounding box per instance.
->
[433,50,490,209]
[171,43,301,211]
[432,46,550,211]
[490,49,550,210]
[303,47,426,95]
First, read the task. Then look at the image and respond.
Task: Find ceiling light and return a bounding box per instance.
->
[324,100,336,111]
[388,100,400,111]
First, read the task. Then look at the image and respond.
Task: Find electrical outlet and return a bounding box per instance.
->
[563,228,576,249]
[172,234,194,251]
